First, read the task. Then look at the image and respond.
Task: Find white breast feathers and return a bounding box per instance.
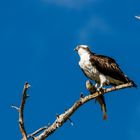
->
[79,52,100,81]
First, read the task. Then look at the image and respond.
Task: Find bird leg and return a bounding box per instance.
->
[95,83,99,88]
[94,83,105,92]
[96,84,106,93]
[97,75,107,92]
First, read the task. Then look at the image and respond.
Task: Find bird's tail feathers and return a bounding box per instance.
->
[125,75,137,88]
[130,80,137,88]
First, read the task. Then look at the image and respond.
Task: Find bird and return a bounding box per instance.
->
[86,80,107,120]
[74,45,137,91]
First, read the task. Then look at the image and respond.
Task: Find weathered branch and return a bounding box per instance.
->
[33,82,134,140]
[15,81,134,140]
[11,105,19,111]
[26,126,48,139]
[19,82,30,140]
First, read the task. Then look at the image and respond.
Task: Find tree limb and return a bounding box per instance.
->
[33,82,134,140]
[16,81,134,140]
[26,126,48,139]
[19,82,30,140]
[11,105,19,111]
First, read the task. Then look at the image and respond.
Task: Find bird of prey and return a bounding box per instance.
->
[135,15,140,20]
[74,45,137,91]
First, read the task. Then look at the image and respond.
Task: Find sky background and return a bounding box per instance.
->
[0,0,140,140]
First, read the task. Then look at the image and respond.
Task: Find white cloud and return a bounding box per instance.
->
[77,17,116,41]
[42,0,99,9]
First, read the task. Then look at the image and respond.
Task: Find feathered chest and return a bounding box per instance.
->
[79,54,100,80]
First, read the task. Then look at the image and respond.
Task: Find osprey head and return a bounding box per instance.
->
[74,45,91,55]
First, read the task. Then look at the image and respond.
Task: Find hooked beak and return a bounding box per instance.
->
[74,46,79,51]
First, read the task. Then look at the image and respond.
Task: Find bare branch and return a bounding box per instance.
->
[26,126,48,139]
[11,105,19,111]
[34,82,134,140]
[19,82,30,140]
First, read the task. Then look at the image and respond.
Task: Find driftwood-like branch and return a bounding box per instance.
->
[15,81,134,140]
[11,105,19,111]
[27,126,48,139]
[14,82,30,140]
[19,82,30,140]
[33,82,134,140]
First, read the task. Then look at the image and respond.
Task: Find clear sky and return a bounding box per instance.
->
[0,0,140,140]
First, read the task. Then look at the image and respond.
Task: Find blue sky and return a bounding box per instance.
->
[0,0,140,139]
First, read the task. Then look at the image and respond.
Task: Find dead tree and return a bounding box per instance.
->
[12,81,135,140]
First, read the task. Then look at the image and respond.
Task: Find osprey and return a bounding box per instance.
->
[75,45,137,90]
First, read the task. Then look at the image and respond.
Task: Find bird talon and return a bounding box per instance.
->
[100,88,105,93]
[96,87,105,93]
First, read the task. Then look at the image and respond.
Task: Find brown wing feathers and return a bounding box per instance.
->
[90,54,130,83]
